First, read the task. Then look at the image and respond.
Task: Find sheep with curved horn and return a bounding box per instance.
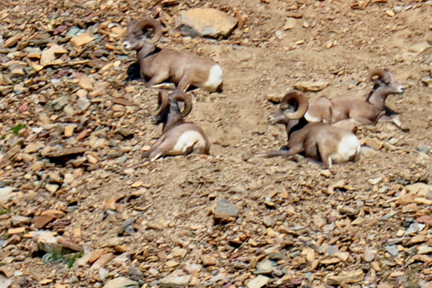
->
[142,90,210,162]
[304,68,407,131]
[257,91,361,168]
[123,17,223,95]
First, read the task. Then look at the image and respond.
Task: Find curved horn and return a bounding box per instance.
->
[368,68,386,83]
[173,93,193,118]
[280,91,309,119]
[154,90,170,116]
[137,17,162,44]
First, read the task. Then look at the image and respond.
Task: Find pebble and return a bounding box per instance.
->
[256,259,274,274]
[385,245,399,256]
[201,255,217,266]
[66,26,82,37]
[283,18,297,30]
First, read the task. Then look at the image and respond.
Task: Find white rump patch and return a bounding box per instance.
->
[168,131,206,155]
[201,65,223,92]
[304,111,324,123]
[332,135,360,164]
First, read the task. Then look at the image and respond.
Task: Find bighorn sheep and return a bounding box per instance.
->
[142,91,210,161]
[123,18,223,95]
[257,91,361,168]
[304,68,407,131]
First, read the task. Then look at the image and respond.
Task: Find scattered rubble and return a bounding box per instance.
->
[0,0,431,287]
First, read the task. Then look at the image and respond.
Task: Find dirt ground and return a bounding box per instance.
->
[1,0,432,287]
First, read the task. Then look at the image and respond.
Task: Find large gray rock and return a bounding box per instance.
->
[176,8,237,38]
[102,277,138,288]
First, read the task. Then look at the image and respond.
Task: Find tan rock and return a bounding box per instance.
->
[25,142,45,154]
[246,275,269,288]
[91,253,114,270]
[11,68,25,78]
[102,277,138,288]
[0,72,12,85]
[89,249,111,264]
[64,125,75,137]
[201,255,217,266]
[294,81,329,92]
[176,8,237,38]
[283,18,297,30]
[70,33,94,48]
[363,137,383,150]
[8,227,25,235]
[45,184,59,193]
[326,270,364,285]
[40,44,68,66]
[125,86,136,93]
[78,74,93,91]
[406,183,432,197]
[4,34,20,48]
[34,214,56,229]
[76,89,88,98]
[111,26,125,35]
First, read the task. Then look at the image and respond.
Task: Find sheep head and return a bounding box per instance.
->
[152,90,193,127]
[268,91,309,125]
[368,68,404,94]
[123,17,162,51]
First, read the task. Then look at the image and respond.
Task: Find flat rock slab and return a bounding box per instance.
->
[294,81,329,92]
[159,275,191,288]
[246,275,269,288]
[326,269,364,285]
[102,277,138,288]
[213,199,239,222]
[176,8,237,38]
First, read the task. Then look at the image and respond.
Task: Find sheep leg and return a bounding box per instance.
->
[146,145,168,162]
[378,115,410,132]
[255,143,303,158]
[145,73,169,89]
[331,119,359,134]
[141,135,171,161]
[176,75,191,93]
[350,115,375,126]
[255,150,292,158]
[318,152,332,169]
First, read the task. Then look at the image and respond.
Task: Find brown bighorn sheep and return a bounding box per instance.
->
[123,18,223,95]
[142,91,210,161]
[257,91,361,168]
[304,69,407,131]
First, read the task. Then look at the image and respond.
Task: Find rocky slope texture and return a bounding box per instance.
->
[1,0,432,287]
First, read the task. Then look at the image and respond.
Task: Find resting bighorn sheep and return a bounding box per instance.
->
[142,91,210,161]
[304,68,407,130]
[257,91,361,168]
[123,17,223,95]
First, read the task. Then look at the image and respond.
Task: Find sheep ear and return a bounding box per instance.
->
[280,103,289,111]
